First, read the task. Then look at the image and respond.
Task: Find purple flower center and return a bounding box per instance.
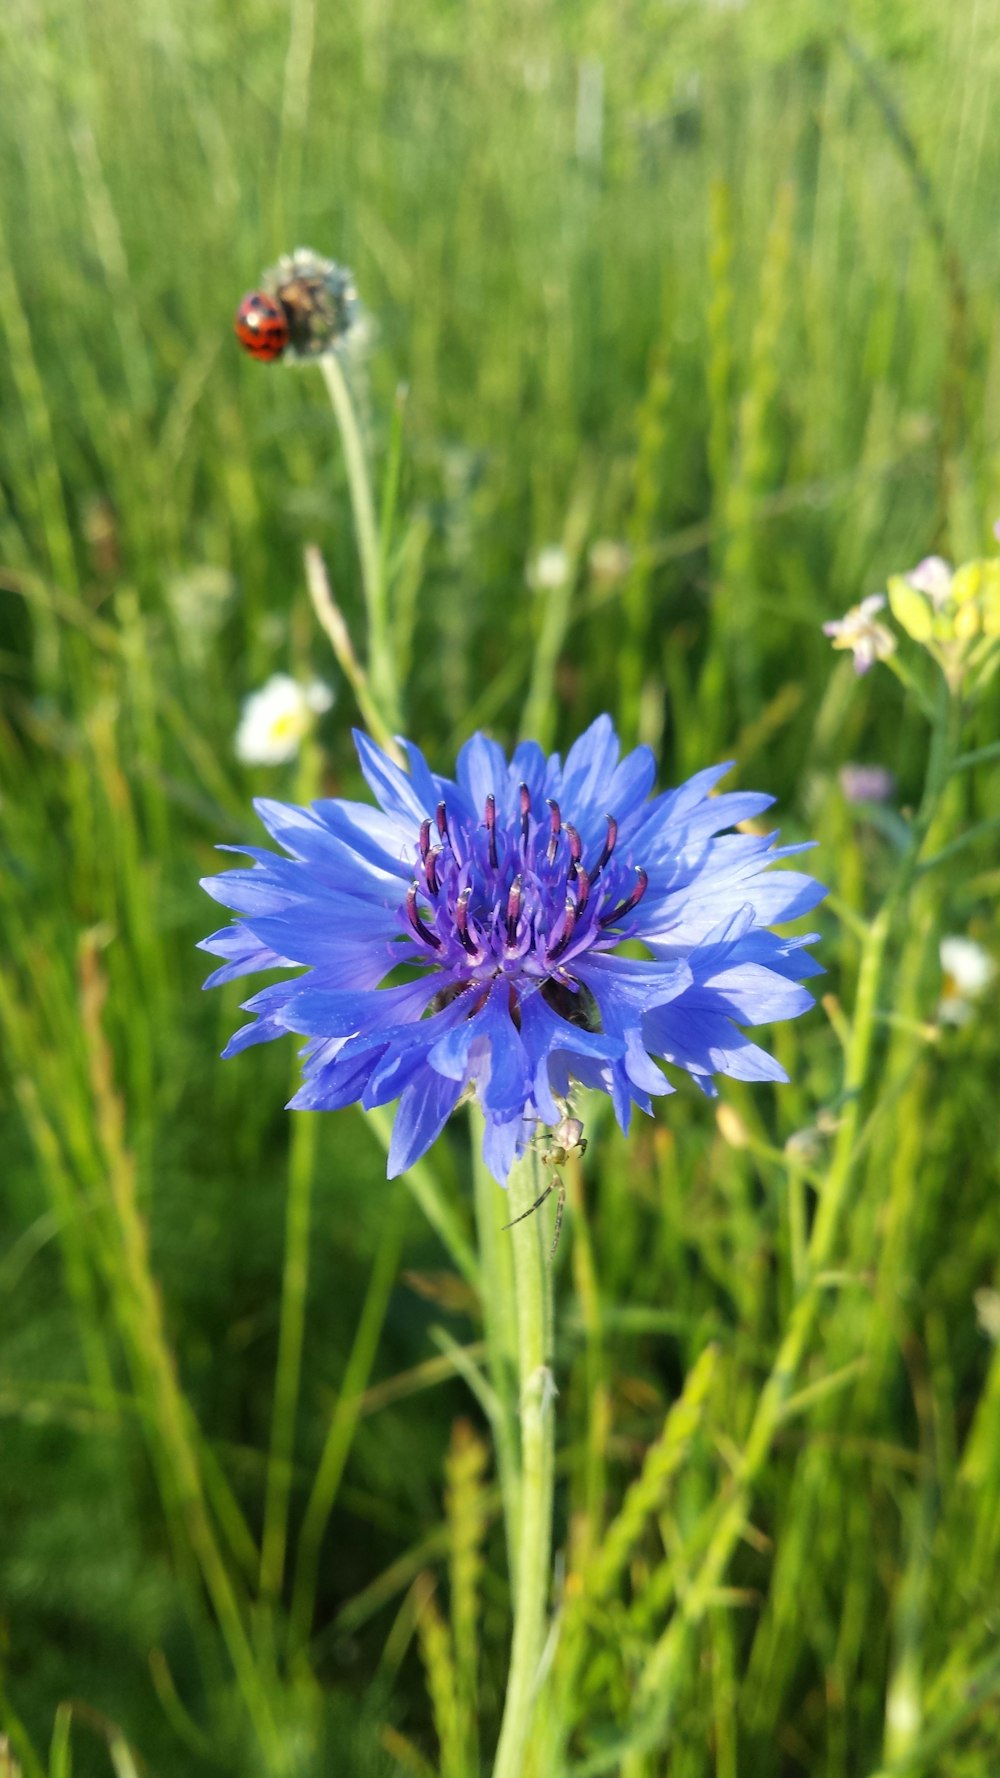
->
[402,784,648,989]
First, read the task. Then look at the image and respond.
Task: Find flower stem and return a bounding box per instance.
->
[260,745,321,1606]
[320,352,402,733]
[472,1117,522,1575]
[492,1146,556,1778]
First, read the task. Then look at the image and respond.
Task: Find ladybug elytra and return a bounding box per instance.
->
[234,290,289,362]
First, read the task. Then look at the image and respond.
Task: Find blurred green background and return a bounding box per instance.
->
[1,0,999,1772]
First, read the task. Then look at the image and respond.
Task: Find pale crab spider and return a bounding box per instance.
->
[503,1113,588,1258]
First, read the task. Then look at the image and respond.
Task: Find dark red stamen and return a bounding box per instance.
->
[406,883,441,949]
[455,885,479,956]
[505,875,523,946]
[574,865,591,918]
[546,799,562,864]
[436,801,450,844]
[593,814,618,880]
[418,818,431,861]
[484,794,498,869]
[548,898,578,962]
[519,782,531,842]
[564,824,582,882]
[425,847,441,896]
[600,867,649,927]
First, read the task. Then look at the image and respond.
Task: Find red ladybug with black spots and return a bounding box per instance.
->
[234,290,289,362]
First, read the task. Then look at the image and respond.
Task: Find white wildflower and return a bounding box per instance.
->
[822,593,897,675]
[235,673,334,766]
[527,545,571,594]
[938,935,996,1026]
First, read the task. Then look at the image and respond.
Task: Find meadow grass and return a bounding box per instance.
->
[1,0,1000,1773]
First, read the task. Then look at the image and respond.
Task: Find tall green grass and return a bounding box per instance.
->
[1,0,999,1773]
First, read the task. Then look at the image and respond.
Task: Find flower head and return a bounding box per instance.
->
[235,249,365,365]
[822,594,896,674]
[938,935,996,1027]
[235,674,334,766]
[587,539,633,584]
[886,552,1000,679]
[905,556,953,609]
[838,764,895,805]
[526,546,571,593]
[201,717,824,1183]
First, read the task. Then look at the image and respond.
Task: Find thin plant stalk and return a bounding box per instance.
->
[260,745,321,1605]
[303,543,404,762]
[320,353,401,733]
[471,1109,522,1573]
[289,1205,405,1657]
[259,1108,317,1603]
[491,1145,556,1778]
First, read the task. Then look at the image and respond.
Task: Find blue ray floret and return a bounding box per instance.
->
[200,717,824,1183]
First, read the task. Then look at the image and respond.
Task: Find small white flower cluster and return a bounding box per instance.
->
[822,593,896,675]
[938,936,996,1027]
[235,674,334,766]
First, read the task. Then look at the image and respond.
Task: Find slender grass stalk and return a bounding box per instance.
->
[4,1066,116,1407]
[472,1114,522,1574]
[303,543,404,761]
[0,200,76,684]
[261,745,321,1605]
[417,1587,465,1778]
[274,0,316,236]
[618,338,672,746]
[289,1205,404,1656]
[565,1147,607,1568]
[260,1108,317,1603]
[320,353,402,733]
[445,1419,490,1776]
[491,1145,556,1778]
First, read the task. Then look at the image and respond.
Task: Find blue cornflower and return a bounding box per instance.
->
[200,717,824,1183]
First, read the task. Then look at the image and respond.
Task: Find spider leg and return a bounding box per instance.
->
[503,1181,555,1230]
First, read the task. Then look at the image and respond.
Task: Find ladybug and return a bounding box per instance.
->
[234,290,289,362]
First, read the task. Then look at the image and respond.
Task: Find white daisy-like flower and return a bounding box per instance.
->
[526,545,571,593]
[938,935,997,1026]
[235,674,334,766]
[822,593,897,675]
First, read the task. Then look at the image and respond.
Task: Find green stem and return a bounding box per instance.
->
[950,737,1000,773]
[320,354,401,732]
[492,1146,556,1778]
[472,1115,523,1577]
[260,1109,316,1602]
[288,1206,403,1656]
[260,745,322,1605]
